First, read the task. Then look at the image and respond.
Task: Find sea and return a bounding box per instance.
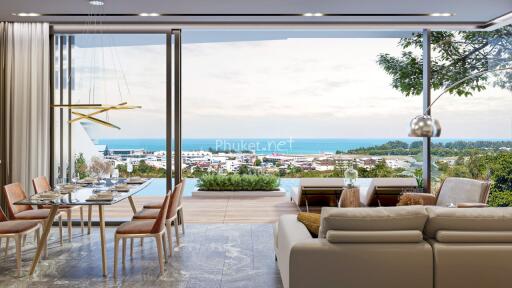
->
[98,138,508,197]
[96,138,499,155]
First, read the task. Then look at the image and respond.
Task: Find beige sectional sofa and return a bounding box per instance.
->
[274,206,512,288]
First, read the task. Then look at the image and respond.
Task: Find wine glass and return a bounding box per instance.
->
[111,169,119,186]
[127,162,133,179]
[72,172,79,189]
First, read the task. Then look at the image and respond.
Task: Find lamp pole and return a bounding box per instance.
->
[422,29,432,194]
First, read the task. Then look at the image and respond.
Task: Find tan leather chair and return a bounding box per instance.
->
[133,182,183,256]
[425,207,512,288]
[142,180,186,235]
[32,176,86,241]
[407,177,491,207]
[113,189,172,278]
[0,207,42,277]
[3,183,64,244]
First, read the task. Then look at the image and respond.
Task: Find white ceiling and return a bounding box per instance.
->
[1,0,511,29]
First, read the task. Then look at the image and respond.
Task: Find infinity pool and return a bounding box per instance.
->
[136,178,301,197]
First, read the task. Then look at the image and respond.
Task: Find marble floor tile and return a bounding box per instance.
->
[0,224,283,288]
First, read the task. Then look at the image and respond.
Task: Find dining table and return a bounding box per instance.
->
[13,178,152,277]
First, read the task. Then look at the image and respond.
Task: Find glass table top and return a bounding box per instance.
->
[14,178,153,206]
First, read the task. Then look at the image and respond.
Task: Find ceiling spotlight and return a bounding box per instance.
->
[429,12,453,17]
[139,13,160,17]
[89,0,105,6]
[15,12,41,17]
[303,12,324,17]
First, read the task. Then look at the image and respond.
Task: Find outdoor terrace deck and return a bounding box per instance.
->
[83,196,299,223]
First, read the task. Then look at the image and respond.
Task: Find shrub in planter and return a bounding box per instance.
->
[197,174,280,191]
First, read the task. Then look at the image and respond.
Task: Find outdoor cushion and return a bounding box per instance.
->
[424,207,512,238]
[0,221,39,234]
[319,206,428,238]
[13,209,54,220]
[116,220,156,234]
[132,209,159,220]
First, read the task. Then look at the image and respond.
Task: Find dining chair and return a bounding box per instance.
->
[0,207,42,277]
[133,183,183,256]
[142,180,185,234]
[113,189,172,278]
[3,182,64,244]
[32,176,86,241]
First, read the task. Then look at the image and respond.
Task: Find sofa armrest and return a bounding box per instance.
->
[276,214,313,288]
[404,192,437,205]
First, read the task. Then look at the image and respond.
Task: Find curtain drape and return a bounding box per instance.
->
[0,23,7,208]
[1,22,50,195]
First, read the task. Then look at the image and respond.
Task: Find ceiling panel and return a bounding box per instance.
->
[0,0,511,29]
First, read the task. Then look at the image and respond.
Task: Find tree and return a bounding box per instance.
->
[254,159,262,166]
[74,153,89,179]
[377,26,512,97]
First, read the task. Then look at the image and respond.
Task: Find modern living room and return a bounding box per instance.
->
[1,1,512,288]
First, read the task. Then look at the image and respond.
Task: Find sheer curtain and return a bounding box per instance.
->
[1,22,50,195]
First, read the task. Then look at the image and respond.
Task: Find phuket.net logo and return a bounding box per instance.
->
[214,138,294,153]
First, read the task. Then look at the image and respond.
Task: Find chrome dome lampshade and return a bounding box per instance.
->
[409,115,441,137]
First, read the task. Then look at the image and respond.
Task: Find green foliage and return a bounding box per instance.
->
[116,160,166,178]
[377,26,512,97]
[197,174,280,191]
[254,159,262,166]
[488,191,512,207]
[74,153,89,179]
[357,159,399,178]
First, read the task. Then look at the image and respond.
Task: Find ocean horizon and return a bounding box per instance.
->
[96,138,510,155]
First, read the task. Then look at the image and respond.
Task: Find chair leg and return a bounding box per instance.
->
[122,238,126,268]
[166,223,173,257]
[155,235,164,275]
[140,237,144,247]
[4,238,9,257]
[67,209,72,241]
[59,215,63,245]
[16,235,22,277]
[87,206,92,235]
[174,220,180,247]
[113,235,120,279]
[179,208,185,234]
[130,238,134,258]
[22,234,27,247]
[80,206,84,235]
[162,232,168,264]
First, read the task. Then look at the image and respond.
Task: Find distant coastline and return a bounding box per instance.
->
[97,138,511,155]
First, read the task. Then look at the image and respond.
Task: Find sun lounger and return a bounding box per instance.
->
[291,178,345,212]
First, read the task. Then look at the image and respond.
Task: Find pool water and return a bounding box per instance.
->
[136,178,301,197]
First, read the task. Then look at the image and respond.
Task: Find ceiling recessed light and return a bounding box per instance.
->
[429,13,453,17]
[89,0,105,6]
[303,12,324,17]
[15,12,41,17]
[139,13,160,17]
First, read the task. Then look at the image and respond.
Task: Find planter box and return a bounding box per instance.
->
[192,188,286,197]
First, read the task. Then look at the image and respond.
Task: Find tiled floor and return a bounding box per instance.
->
[0,224,283,288]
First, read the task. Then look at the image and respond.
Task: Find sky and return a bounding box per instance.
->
[70,31,512,140]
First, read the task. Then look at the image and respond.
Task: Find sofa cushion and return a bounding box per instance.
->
[424,207,512,238]
[326,230,423,243]
[318,206,428,238]
[297,212,321,237]
[436,230,512,243]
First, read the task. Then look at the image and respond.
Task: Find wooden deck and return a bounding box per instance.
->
[81,196,299,223]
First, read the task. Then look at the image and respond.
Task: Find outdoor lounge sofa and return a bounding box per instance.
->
[274,206,512,288]
[291,177,418,211]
